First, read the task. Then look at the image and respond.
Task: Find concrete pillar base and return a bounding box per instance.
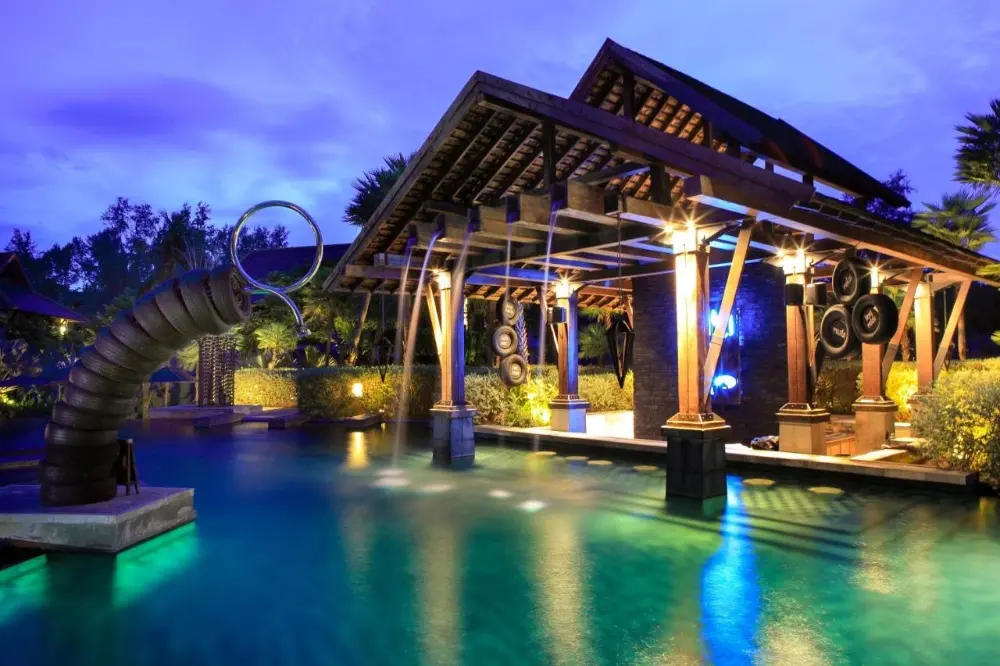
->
[430,405,477,465]
[777,404,830,455]
[549,397,589,433]
[661,417,730,500]
[853,398,897,454]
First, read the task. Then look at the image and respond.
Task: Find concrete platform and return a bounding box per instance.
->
[0,486,195,553]
[243,408,310,429]
[312,413,384,430]
[475,425,977,490]
[149,405,262,430]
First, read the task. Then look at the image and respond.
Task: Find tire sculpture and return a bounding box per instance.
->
[500,354,528,386]
[492,325,518,357]
[496,291,519,326]
[851,293,898,345]
[831,258,871,305]
[819,304,859,359]
[40,265,251,507]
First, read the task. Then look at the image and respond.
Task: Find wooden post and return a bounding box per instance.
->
[702,221,752,403]
[429,266,475,463]
[853,275,896,453]
[542,121,557,187]
[348,291,372,365]
[882,271,921,379]
[933,281,971,377]
[621,72,636,121]
[436,272,452,405]
[550,282,588,432]
[663,226,729,500]
[914,280,935,392]
[450,266,466,406]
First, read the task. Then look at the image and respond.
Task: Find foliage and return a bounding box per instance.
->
[581,370,634,412]
[914,190,997,249]
[175,341,200,372]
[955,98,1000,191]
[579,322,608,362]
[343,153,410,227]
[843,169,915,226]
[0,387,56,420]
[234,369,299,408]
[913,367,1000,488]
[297,366,438,419]
[253,322,298,368]
[0,340,41,396]
[302,346,334,368]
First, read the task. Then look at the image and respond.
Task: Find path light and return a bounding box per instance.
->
[351,382,364,398]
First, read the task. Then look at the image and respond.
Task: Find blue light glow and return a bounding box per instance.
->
[713,374,738,390]
[709,309,735,339]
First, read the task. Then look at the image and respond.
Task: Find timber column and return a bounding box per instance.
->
[429,267,476,465]
[549,281,589,432]
[908,279,935,420]
[777,260,829,454]
[853,271,896,453]
[662,227,730,500]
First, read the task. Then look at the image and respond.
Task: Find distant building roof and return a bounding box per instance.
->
[239,244,351,282]
[0,252,87,323]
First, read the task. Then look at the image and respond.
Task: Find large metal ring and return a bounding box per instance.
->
[230,200,323,334]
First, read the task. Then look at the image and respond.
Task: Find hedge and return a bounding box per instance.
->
[815,358,1000,421]
[235,365,634,426]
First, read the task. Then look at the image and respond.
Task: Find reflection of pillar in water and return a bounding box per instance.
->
[534,511,593,666]
[700,485,762,665]
[417,518,460,666]
[341,503,373,604]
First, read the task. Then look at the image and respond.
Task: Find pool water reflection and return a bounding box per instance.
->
[2,422,999,665]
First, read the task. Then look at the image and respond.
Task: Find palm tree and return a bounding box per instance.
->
[253,322,298,368]
[956,99,1000,191]
[579,322,609,365]
[915,190,997,359]
[343,153,411,227]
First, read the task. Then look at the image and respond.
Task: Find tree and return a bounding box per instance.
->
[915,190,997,359]
[579,322,608,364]
[844,169,915,225]
[253,321,297,368]
[343,153,410,227]
[956,98,1000,191]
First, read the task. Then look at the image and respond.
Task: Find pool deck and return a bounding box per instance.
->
[475,425,977,489]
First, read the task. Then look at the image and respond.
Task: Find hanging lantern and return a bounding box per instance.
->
[606,312,634,389]
[371,328,395,383]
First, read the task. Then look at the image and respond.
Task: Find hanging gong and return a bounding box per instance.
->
[606,313,634,389]
[372,328,395,383]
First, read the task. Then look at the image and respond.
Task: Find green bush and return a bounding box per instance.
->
[234,369,299,408]
[465,371,558,427]
[297,366,438,419]
[580,371,634,412]
[913,367,1000,488]
[814,360,861,414]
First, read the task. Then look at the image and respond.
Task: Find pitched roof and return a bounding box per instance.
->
[239,243,351,281]
[571,39,908,207]
[0,252,87,322]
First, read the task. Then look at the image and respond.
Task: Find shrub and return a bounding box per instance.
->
[580,371,634,412]
[465,371,558,427]
[234,369,299,408]
[298,366,438,419]
[814,360,861,414]
[913,367,1000,488]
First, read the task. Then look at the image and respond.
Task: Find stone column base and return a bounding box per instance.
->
[549,397,589,433]
[777,404,830,455]
[853,398,896,454]
[430,404,477,466]
[661,416,730,500]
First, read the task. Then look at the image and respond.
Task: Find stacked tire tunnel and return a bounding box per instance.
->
[41,265,252,507]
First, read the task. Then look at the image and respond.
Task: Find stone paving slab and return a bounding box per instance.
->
[0,486,195,553]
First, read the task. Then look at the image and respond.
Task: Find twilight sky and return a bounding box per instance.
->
[2,0,999,256]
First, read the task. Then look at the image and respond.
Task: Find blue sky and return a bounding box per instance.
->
[2,0,999,256]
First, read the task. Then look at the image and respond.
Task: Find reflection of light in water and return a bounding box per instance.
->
[633,465,659,473]
[534,512,593,665]
[417,511,460,666]
[371,476,409,488]
[113,523,199,607]
[808,486,843,496]
[854,503,894,595]
[341,503,373,614]
[744,478,775,487]
[419,483,453,494]
[701,479,761,665]
[519,500,547,512]
[533,450,558,457]
[345,431,369,469]
[758,618,832,666]
[376,468,404,477]
[488,489,512,499]
[587,460,612,467]
[565,456,588,462]
[0,556,48,627]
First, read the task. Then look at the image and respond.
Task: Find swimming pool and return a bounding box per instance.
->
[2,422,999,665]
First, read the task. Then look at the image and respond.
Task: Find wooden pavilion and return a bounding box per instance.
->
[325,39,998,498]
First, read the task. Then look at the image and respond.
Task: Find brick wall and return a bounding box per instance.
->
[632,261,787,442]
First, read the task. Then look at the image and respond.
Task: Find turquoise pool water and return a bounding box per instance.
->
[2,422,999,665]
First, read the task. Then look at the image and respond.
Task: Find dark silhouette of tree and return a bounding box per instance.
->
[344,153,411,226]
[844,169,915,225]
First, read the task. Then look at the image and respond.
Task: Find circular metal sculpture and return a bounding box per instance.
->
[230,200,323,335]
[500,354,528,386]
[819,304,859,359]
[492,325,518,357]
[831,258,870,305]
[850,293,898,345]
